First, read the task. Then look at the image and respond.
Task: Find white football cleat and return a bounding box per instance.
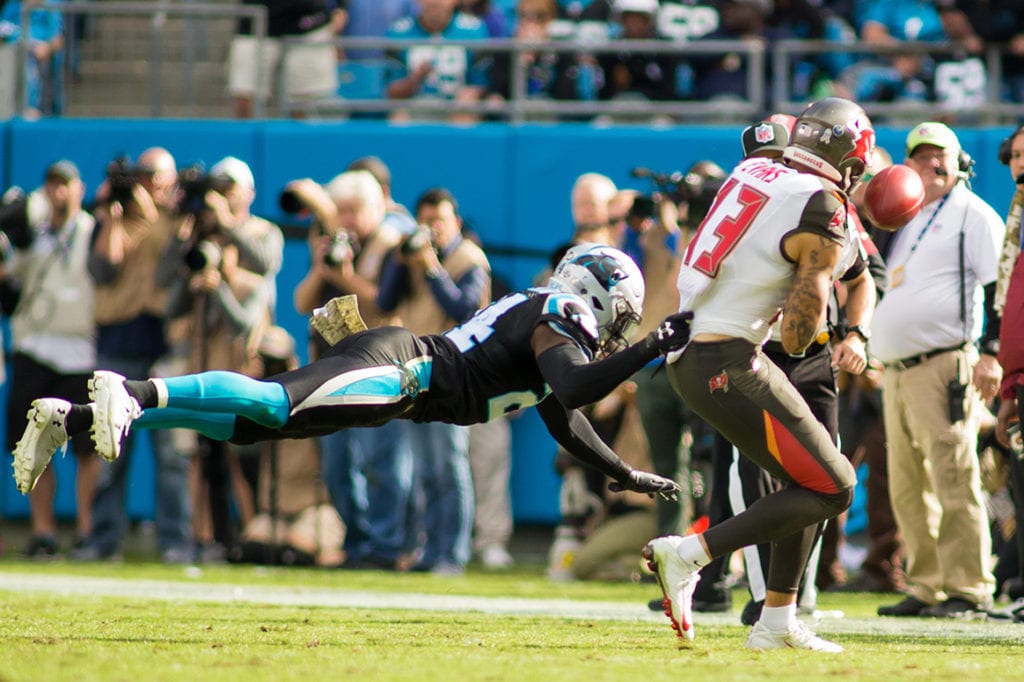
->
[13,398,70,494]
[643,535,702,641]
[746,619,845,653]
[89,370,142,462]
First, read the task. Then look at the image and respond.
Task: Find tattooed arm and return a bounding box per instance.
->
[780,232,842,355]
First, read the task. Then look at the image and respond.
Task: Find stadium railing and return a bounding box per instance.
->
[7,2,1024,124]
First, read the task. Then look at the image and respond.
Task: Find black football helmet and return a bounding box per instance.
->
[782,97,875,191]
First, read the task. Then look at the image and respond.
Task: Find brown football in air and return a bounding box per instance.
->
[863,164,926,231]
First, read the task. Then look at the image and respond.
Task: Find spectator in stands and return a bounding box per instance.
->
[75,147,193,563]
[289,169,412,570]
[227,1,340,118]
[690,0,791,117]
[460,0,511,36]
[484,0,581,110]
[3,161,98,558]
[377,187,492,574]
[766,0,859,101]
[596,0,678,110]
[384,0,492,123]
[0,0,64,118]
[853,1,988,115]
[343,0,416,59]
[937,1,1024,104]
[858,0,946,44]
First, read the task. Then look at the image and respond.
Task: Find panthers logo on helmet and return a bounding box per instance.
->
[572,253,630,290]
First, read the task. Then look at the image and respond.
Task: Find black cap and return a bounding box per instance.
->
[742,121,790,159]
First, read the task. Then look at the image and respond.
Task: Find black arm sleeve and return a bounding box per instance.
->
[980,281,1001,356]
[536,397,632,482]
[536,340,658,410]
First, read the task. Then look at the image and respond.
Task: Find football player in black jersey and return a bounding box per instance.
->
[14,244,692,501]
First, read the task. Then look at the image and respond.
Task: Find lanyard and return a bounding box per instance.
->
[900,193,949,264]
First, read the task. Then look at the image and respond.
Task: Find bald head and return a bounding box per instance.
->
[571,172,617,230]
[136,147,178,209]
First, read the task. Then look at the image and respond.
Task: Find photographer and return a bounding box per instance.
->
[76,147,193,563]
[290,169,413,570]
[166,156,284,372]
[2,161,98,558]
[622,161,729,610]
[164,156,283,559]
[377,187,491,574]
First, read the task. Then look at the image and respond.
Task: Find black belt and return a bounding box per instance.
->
[884,344,968,371]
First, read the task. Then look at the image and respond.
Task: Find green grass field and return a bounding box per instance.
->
[1,560,1022,681]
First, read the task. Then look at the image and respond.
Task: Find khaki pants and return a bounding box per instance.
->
[882,346,995,606]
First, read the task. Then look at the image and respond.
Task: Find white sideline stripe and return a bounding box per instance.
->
[0,572,1021,641]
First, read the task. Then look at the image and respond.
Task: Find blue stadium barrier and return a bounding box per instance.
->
[0,118,1019,525]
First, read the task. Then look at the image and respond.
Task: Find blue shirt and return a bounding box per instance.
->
[376,234,489,324]
[856,0,946,41]
[343,0,417,58]
[0,1,62,44]
[385,12,491,98]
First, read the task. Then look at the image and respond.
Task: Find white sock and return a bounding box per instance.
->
[153,378,169,408]
[760,603,797,631]
[675,534,712,567]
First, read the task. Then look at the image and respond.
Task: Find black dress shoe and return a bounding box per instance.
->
[877,595,930,616]
[919,597,981,618]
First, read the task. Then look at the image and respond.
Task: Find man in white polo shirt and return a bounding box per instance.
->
[872,122,1004,618]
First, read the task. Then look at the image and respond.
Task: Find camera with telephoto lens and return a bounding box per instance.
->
[183,238,223,273]
[400,227,432,257]
[279,187,306,214]
[323,230,355,267]
[629,164,725,227]
[0,184,42,261]
[106,155,138,205]
[177,164,218,217]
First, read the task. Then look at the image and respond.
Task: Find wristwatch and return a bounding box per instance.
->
[848,325,871,343]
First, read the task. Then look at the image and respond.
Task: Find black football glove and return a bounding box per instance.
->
[643,311,694,356]
[608,469,680,501]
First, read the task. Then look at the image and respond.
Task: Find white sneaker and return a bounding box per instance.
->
[746,619,845,652]
[12,398,70,494]
[480,544,514,569]
[642,535,702,641]
[88,370,142,462]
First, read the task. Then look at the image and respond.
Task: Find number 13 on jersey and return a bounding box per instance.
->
[683,178,769,277]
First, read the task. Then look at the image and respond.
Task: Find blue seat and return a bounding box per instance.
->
[337,60,387,100]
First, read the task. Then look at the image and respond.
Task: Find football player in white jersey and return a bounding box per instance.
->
[644,97,874,652]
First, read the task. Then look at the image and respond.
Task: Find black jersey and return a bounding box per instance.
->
[413,287,601,425]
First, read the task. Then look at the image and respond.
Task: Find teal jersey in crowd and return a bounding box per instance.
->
[385,12,490,99]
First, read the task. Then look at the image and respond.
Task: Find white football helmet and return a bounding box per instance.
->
[548,243,644,353]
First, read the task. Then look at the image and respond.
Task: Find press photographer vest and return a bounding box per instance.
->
[93,211,175,325]
[396,238,490,336]
[10,211,96,344]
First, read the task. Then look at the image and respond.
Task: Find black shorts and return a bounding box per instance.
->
[5,352,93,453]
